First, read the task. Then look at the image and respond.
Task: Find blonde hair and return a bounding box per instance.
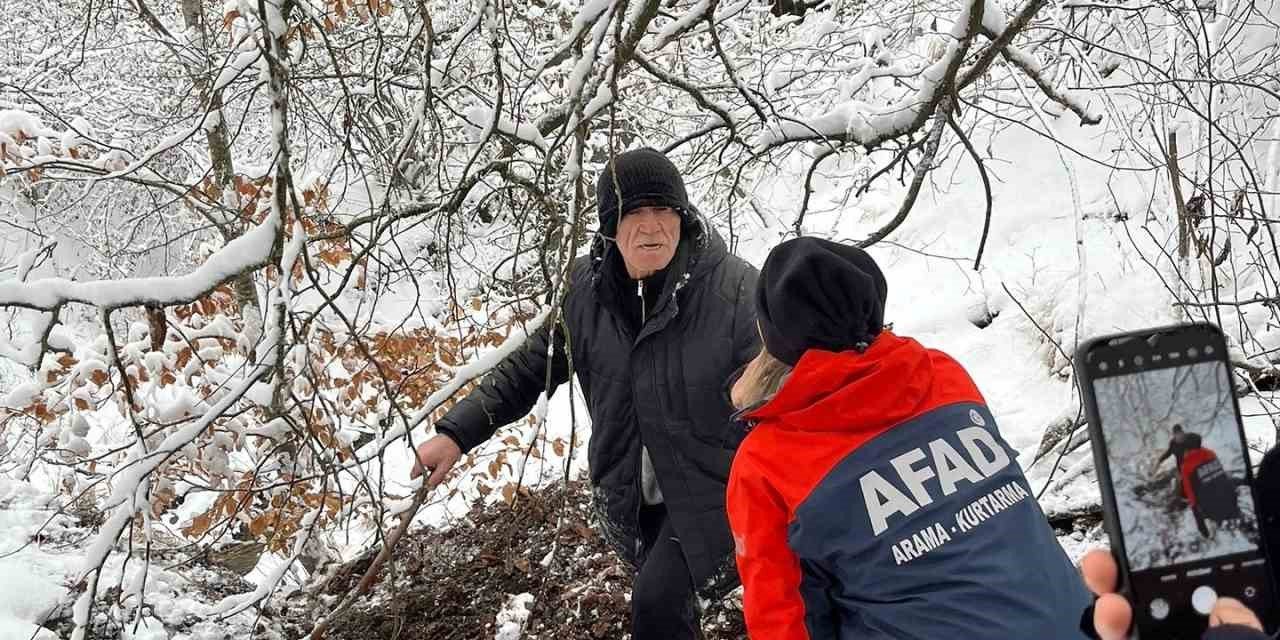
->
[730,347,794,411]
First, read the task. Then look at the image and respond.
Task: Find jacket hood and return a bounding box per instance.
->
[746,331,953,433]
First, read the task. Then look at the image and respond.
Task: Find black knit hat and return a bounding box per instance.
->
[596,148,691,236]
[756,237,888,366]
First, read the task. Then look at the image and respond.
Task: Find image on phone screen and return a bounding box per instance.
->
[1093,357,1270,626]
[1096,360,1257,566]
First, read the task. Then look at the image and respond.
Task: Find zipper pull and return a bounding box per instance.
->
[637,279,646,321]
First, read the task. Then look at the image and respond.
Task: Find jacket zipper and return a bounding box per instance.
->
[588,224,703,562]
[636,277,647,560]
[632,271,689,553]
[638,279,646,325]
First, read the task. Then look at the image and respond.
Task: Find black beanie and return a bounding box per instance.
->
[756,237,888,366]
[596,148,691,236]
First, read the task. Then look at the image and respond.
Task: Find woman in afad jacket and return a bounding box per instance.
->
[724,237,1268,639]
[724,237,1090,639]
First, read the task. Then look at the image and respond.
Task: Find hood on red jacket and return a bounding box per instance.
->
[746,331,984,435]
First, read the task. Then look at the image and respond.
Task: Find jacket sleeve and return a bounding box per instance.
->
[1200,625,1269,640]
[434,317,571,453]
[731,264,761,367]
[727,450,836,640]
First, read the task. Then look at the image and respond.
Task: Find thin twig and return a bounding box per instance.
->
[308,485,431,640]
[857,96,953,248]
[946,113,994,270]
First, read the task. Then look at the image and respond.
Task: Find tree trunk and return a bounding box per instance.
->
[182,0,259,319]
[179,0,201,27]
[1167,131,1194,321]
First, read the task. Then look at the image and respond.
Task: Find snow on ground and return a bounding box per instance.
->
[493,592,535,640]
[0,472,275,640]
[0,477,66,640]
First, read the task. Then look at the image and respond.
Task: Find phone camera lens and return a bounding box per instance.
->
[1149,598,1170,621]
[1134,355,1144,366]
[1188,347,1199,358]
[1205,345,1215,355]
[1099,362,1109,372]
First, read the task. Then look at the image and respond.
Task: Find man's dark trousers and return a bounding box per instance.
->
[633,504,700,640]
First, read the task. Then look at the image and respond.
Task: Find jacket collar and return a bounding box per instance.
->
[744,331,936,434]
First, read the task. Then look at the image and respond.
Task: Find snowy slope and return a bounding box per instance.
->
[0,477,65,640]
[0,472,281,640]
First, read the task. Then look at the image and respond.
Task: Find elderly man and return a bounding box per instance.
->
[411,147,760,639]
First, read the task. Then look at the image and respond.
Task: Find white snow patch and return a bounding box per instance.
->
[0,110,55,139]
[652,0,713,49]
[60,116,92,152]
[121,615,168,640]
[493,592,535,640]
[2,381,41,409]
[463,106,548,151]
[0,477,78,640]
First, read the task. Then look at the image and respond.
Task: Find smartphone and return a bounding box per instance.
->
[1076,322,1277,637]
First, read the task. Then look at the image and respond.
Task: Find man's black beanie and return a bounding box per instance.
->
[756,237,888,366]
[596,147,691,236]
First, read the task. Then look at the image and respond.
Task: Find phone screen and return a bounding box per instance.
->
[1093,357,1271,630]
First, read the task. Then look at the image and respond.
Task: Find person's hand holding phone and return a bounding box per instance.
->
[1082,549,1265,639]
[1077,324,1276,636]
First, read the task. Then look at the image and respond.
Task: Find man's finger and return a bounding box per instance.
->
[1081,549,1120,595]
[410,447,427,480]
[427,461,450,489]
[1093,593,1132,640]
[1209,597,1263,629]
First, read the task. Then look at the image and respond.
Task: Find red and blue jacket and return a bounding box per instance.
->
[1181,448,1219,508]
[726,331,1093,639]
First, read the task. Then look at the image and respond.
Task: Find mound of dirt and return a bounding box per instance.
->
[285,481,745,639]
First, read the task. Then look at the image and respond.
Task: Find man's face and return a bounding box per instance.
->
[616,206,682,279]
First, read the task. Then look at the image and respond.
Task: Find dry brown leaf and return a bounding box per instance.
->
[184,512,213,537]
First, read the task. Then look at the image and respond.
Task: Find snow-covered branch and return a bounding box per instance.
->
[0,211,280,313]
[71,359,272,639]
[752,0,1104,153]
[993,37,1102,125]
[752,15,975,150]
